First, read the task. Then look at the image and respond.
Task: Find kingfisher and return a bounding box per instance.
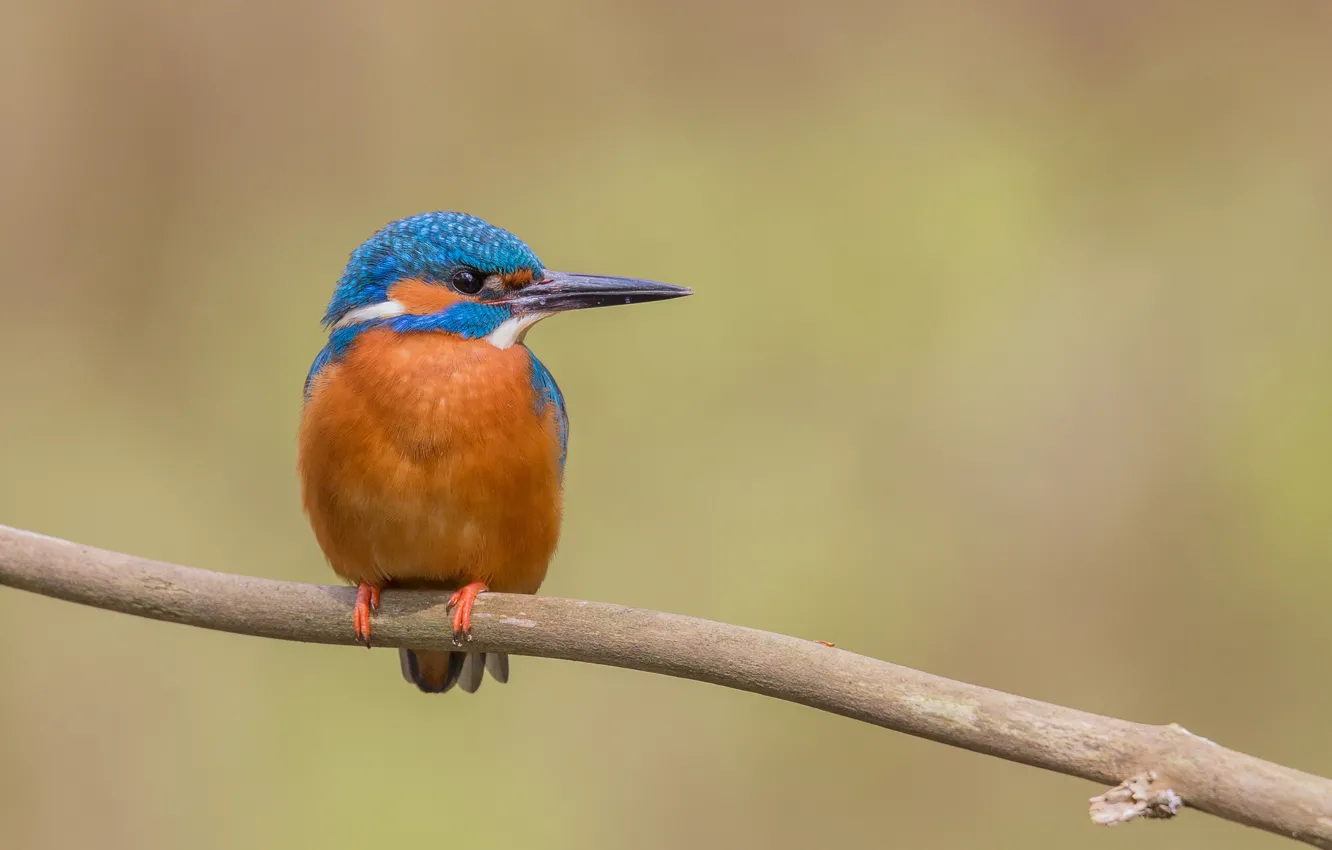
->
[298,211,689,694]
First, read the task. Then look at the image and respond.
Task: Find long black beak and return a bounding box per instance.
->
[503,271,691,314]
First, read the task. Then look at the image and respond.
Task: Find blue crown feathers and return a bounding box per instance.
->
[322,211,543,326]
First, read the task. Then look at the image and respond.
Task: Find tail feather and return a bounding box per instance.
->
[399,648,511,694]
[458,652,486,693]
[485,652,510,683]
[399,648,465,693]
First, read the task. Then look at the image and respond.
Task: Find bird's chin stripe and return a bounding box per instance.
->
[331,300,407,330]
[486,312,552,350]
[331,299,546,348]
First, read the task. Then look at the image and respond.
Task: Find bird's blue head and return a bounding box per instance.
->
[321,211,690,349]
[323,212,542,327]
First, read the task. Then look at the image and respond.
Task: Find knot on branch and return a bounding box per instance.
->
[1089,772,1183,826]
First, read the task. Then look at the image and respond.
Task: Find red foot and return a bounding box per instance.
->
[353,583,381,648]
[446,582,489,646]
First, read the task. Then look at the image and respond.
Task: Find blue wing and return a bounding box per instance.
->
[304,343,334,401]
[304,324,380,402]
[526,347,569,473]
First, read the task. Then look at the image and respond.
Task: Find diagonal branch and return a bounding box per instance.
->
[2,523,1330,846]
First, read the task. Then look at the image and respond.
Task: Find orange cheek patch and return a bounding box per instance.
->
[387,279,463,315]
[502,269,536,289]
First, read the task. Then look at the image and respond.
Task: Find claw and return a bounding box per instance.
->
[353,583,381,648]
[445,582,489,646]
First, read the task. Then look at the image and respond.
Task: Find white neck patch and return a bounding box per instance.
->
[331,299,549,350]
[331,300,406,330]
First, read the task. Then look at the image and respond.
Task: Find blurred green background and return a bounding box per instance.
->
[2,1,1330,848]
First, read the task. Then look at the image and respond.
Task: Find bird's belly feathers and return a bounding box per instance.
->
[298,329,563,593]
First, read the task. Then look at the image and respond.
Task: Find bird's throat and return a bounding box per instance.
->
[485,311,552,350]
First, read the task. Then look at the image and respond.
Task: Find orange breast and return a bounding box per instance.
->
[298,327,563,593]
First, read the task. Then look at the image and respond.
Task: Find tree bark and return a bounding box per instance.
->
[1,523,1329,846]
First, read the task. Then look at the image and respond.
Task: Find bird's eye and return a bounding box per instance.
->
[449,268,484,295]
